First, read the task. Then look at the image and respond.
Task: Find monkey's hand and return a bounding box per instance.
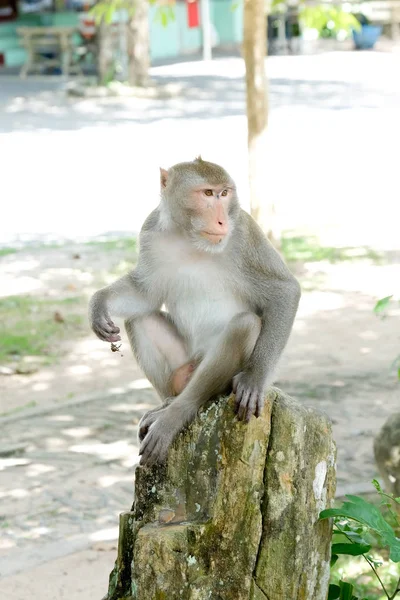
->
[233,371,266,422]
[139,407,181,467]
[89,293,121,343]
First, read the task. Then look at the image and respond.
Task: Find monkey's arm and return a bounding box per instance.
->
[234,213,301,419]
[89,271,158,342]
[89,211,163,342]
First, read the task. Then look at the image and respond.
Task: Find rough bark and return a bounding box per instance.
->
[127,0,150,87]
[97,21,117,86]
[103,388,336,600]
[374,412,400,499]
[243,0,280,246]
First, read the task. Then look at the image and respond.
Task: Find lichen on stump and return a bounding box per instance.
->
[103,388,336,600]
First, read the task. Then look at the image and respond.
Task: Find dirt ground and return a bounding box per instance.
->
[1,240,399,600]
[1,47,400,599]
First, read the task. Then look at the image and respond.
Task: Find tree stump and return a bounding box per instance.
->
[374,412,400,498]
[103,388,336,600]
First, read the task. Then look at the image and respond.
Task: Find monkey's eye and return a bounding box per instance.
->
[204,189,213,197]
[221,189,228,197]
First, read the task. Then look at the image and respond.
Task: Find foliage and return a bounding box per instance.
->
[270,0,361,38]
[281,235,381,264]
[320,481,400,599]
[90,0,175,27]
[299,4,361,37]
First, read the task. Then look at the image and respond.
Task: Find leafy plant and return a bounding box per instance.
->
[90,0,175,27]
[299,4,361,37]
[320,480,400,599]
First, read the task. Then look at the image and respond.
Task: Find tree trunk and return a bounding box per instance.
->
[97,20,116,86]
[103,389,336,600]
[243,0,280,246]
[127,0,150,87]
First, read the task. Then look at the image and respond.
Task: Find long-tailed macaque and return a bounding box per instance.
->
[89,158,301,466]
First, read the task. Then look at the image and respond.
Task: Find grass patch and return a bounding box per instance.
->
[281,235,382,264]
[84,238,137,253]
[0,247,18,257]
[0,295,86,365]
[1,400,37,417]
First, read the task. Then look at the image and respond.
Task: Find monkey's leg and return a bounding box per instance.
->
[125,311,189,399]
[139,312,261,466]
[125,312,191,439]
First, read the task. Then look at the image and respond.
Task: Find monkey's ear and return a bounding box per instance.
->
[160,168,168,189]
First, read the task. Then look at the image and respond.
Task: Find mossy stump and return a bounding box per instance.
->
[103,388,336,600]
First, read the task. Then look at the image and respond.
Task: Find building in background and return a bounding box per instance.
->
[0,0,243,70]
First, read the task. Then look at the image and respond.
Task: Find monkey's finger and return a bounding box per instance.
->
[94,321,118,338]
[245,391,258,422]
[237,389,251,421]
[234,383,244,411]
[232,372,243,394]
[94,328,120,342]
[144,444,163,468]
[139,429,157,460]
[106,317,120,333]
[107,334,122,342]
[255,395,265,419]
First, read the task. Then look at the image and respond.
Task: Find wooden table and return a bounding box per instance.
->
[17,26,82,78]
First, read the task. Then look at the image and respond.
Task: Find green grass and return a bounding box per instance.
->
[83,238,137,252]
[281,235,382,264]
[1,400,37,417]
[0,247,18,257]
[0,295,86,365]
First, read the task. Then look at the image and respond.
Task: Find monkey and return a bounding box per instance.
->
[89,157,301,467]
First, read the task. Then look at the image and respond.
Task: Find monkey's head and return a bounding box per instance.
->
[159,157,240,253]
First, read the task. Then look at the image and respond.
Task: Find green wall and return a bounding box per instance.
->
[149,0,242,60]
[0,1,243,68]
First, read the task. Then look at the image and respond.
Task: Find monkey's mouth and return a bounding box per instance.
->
[200,232,226,244]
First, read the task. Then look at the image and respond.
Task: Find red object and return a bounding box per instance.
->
[187,0,200,28]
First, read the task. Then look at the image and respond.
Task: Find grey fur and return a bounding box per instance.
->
[88,159,301,466]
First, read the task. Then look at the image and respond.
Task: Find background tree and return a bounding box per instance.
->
[243,0,276,244]
[94,0,275,240]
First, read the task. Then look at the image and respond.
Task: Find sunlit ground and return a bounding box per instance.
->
[0,46,400,599]
[0,50,399,248]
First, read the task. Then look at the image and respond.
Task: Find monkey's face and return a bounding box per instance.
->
[160,158,240,253]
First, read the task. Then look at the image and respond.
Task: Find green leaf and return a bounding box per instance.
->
[320,495,400,561]
[332,542,371,556]
[328,584,340,600]
[340,530,369,545]
[339,580,356,600]
[154,5,175,27]
[104,3,115,24]
[373,295,393,315]
[331,553,339,566]
[372,478,383,493]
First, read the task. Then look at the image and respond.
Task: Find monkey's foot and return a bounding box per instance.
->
[138,406,168,443]
[233,371,266,422]
[139,407,181,467]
